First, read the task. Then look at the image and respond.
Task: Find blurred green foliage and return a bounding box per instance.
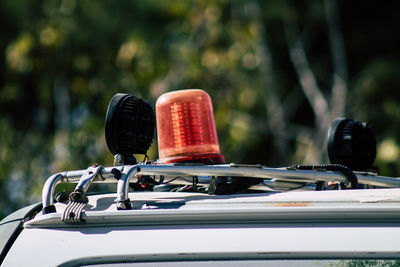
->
[1,0,400,218]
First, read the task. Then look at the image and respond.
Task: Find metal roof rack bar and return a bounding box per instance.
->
[42,164,400,213]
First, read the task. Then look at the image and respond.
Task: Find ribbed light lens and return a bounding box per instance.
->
[156,89,224,164]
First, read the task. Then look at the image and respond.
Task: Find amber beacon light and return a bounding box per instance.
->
[156,89,225,164]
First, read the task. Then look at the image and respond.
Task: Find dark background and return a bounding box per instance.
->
[1,0,400,218]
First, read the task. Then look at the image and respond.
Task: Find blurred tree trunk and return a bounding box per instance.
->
[244,0,289,163]
[53,79,70,168]
[324,0,348,119]
[284,0,348,163]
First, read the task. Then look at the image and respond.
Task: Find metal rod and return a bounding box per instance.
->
[74,165,104,193]
[42,167,125,213]
[41,164,400,213]
[136,165,340,182]
[117,165,140,203]
[42,172,66,214]
[136,164,400,187]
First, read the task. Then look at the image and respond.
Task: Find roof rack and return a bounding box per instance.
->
[41,163,400,215]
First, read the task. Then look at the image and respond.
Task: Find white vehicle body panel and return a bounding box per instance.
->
[4,224,400,266]
[3,189,400,266]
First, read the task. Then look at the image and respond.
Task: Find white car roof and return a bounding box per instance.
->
[26,188,400,228]
[3,189,400,266]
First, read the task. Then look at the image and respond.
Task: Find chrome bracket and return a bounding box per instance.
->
[62,165,103,223]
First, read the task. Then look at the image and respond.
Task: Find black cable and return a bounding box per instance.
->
[289,164,358,189]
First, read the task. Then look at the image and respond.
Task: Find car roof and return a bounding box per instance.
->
[26,188,400,228]
[3,189,400,266]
